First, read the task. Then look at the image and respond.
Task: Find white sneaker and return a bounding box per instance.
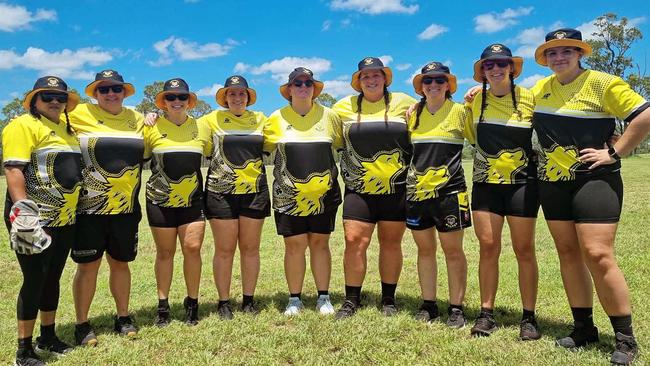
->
[283,297,304,316]
[316,294,335,315]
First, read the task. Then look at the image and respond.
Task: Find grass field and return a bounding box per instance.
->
[1,158,649,365]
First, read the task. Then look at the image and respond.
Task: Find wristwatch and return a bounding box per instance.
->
[608,146,621,161]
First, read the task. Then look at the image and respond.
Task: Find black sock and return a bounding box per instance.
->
[571,307,594,329]
[522,309,535,320]
[449,304,463,312]
[290,293,301,299]
[40,324,55,339]
[421,300,437,311]
[381,282,397,301]
[185,296,198,306]
[242,295,254,306]
[317,290,329,296]
[609,315,634,337]
[17,336,32,351]
[218,299,230,307]
[345,285,361,304]
[480,307,494,315]
[158,298,170,310]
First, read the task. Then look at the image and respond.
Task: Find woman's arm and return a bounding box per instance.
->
[5,166,27,201]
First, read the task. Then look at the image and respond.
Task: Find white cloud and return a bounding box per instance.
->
[404,70,419,84]
[149,36,237,66]
[322,20,332,31]
[341,18,352,28]
[417,23,448,40]
[474,7,533,33]
[234,57,332,83]
[196,83,224,97]
[509,22,562,58]
[323,78,354,98]
[578,16,646,40]
[330,0,418,15]
[0,47,112,79]
[396,63,411,71]
[457,78,477,85]
[378,55,393,66]
[520,74,545,88]
[0,3,57,32]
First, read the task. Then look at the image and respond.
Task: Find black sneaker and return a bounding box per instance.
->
[471,311,498,337]
[446,308,467,329]
[35,335,73,355]
[217,301,233,321]
[611,332,638,365]
[74,322,97,347]
[555,326,598,349]
[14,348,45,366]
[184,297,200,325]
[155,305,171,327]
[335,300,359,320]
[519,317,542,341]
[415,303,439,323]
[241,301,259,315]
[114,315,138,337]
[381,298,398,317]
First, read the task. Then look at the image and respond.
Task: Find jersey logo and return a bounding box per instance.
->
[97,120,104,125]
[224,118,231,123]
[127,120,136,129]
[474,148,527,184]
[541,93,551,99]
[52,186,81,226]
[413,166,450,201]
[290,172,331,216]
[102,165,141,213]
[360,151,403,194]
[541,144,581,181]
[232,160,263,194]
[167,173,198,207]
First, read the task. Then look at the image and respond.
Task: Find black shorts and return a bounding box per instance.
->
[146,201,205,228]
[205,190,271,220]
[471,181,540,218]
[72,211,142,263]
[406,191,472,232]
[342,189,405,223]
[539,173,623,223]
[274,209,337,237]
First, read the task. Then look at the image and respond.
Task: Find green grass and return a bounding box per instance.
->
[1,158,650,365]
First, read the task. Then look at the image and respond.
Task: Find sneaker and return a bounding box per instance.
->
[14,348,45,366]
[519,317,542,341]
[114,315,138,337]
[446,308,467,329]
[316,295,335,315]
[415,303,439,323]
[555,326,599,349]
[283,297,304,316]
[217,301,234,320]
[34,335,73,355]
[381,298,398,317]
[611,332,638,365]
[155,306,171,328]
[471,311,498,337]
[184,297,200,325]
[335,300,359,320]
[241,301,259,315]
[74,322,97,347]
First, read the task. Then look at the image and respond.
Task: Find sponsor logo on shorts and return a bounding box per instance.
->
[406,217,421,227]
[444,215,458,228]
[73,249,98,257]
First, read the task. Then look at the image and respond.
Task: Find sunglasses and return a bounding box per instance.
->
[39,92,68,103]
[164,94,190,102]
[422,77,447,85]
[97,85,124,94]
[482,60,512,70]
[292,79,314,88]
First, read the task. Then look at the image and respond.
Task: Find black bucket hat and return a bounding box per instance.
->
[473,44,524,82]
[535,28,592,66]
[154,78,197,110]
[279,67,324,101]
[84,69,135,98]
[216,75,257,108]
[23,76,80,112]
[351,57,393,92]
[412,62,458,96]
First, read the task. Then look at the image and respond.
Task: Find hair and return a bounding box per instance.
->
[356,85,390,124]
[30,92,75,135]
[478,79,488,123]
[413,90,452,130]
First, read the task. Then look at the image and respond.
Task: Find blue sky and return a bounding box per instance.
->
[0,0,647,116]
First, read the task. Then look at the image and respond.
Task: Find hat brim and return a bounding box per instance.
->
[216,86,257,108]
[22,88,80,113]
[154,91,198,110]
[413,73,458,96]
[350,67,393,92]
[534,39,592,66]
[84,81,136,99]
[279,81,324,101]
[472,56,524,82]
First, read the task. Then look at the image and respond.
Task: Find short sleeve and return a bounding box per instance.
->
[262,113,280,153]
[462,105,476,145]
[603,77,649,122]
[2,116,37,166]
[143,125,153,160]
[200,122,214,158]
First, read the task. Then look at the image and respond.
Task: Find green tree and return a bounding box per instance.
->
[315,92,337,108]
[135,81,165,115]
[189,99,213,119]
[2,97,23,125]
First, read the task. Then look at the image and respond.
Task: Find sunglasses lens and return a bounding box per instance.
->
[97,85,124,94]
[40,93,68,103]
[293,80,314,87]
[164,94,190,102]
[304,80,314,87]
[177,94,189,101]
[422,77,446,85]
[422,78,434,85]
[434,78,447,84]
[164,94,176,101]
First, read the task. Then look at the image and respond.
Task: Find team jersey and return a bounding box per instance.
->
[467,86,536,184]
[333,92,417,195]
[69,103,145,215]
[2,114,82,227]
[144,116,212,208]
[199,110,268,195]
[531,70,649,181]
[263,103,343,216]
[407,99,472,201]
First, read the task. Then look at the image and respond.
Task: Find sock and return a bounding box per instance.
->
[289,293,301,299]
[117,316,131,323]
[242,295,254,306]
[381,282,397,301]
[17,337,32,351]
[185,296,198,306]
[449,304,463,312]
[481,307,494,315]
[345,285,361,304]
[421,300,437,312]
[571,307,594,329]
[40,324,55,339]
[158,298,170,310]
[522,309,535,320]
[218,299,230,307]
[610,315,634,337]
[317,290,329,297]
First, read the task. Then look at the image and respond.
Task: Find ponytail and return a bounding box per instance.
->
[479,79,488,123]
[509,73,522,121]
[413,97,426,131]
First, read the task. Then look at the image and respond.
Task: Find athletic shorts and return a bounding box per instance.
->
[471,181,540,218]
[406,191,472,232]
[72,211,142,263]
[274,209,337,237]
[539,173,623,223]
[146,201,205,228]
[342,189,406,223]
[205,190,271,220]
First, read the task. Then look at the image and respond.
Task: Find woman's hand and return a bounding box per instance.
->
[579,144,616,169]
[144,112,160,126]
[464,85,482,104]
[405,103,418,120]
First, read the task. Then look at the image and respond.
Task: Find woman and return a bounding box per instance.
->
[532,28,650,365]
[3,76,82,365]
[407,62,471,328]
[144,78,212,326]
[263,67,342,315]
[332,57,417,318]
[200,75,269,319]
[466,45,541,340]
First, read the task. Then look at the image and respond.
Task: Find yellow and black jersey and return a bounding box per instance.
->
[467,86,536,184]
[2,114,82,227]
[199,110,268,195]
[407,100,472,201]
[333,92,417,194]
[532,70,649,181]
[69,103,145,215]
[144,116,212,208]
[263,103,343,216]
